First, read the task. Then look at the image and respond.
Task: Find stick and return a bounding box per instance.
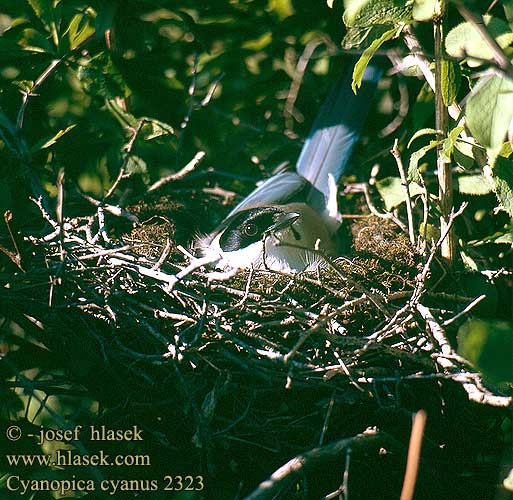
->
[147,151,205,192]
[400,410,427,500]
[391,138,416,246]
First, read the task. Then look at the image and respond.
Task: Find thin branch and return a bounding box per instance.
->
[345,182,409,234]
[391,138,416,246]
[434,8,455,265]
[1,211,24,271]
[442,294,486,326]
[244,428,383,500]
[284,38,334,126]
[402,26,461,120]
[147,151,205,193]
[105,119,145,199]
[17,59,62,130]
[78,190,139,224]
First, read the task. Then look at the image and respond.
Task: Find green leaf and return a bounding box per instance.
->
[441,59,461,106]
[351,28,397,92]
[446,15,513,67]
[141,119,175,141]
[492,156,513,216]
[30,124,77,152]
[494,230,513,244]
[441,125,464,162]
[465,75,513,163]
[412,0,439,22]
[460,251,479,271]
[67,13,95,50]
[407,127,438,148]
[454,175,493,195]
[0,110,16,136]
[454,140,478,169]
[78,51,130,100]
[343,0,412,27]
[468,227,513,245]
[242,32,272,51]
[408,140,438,182]
[342,0,411,49]
[125,156,149,183]
[375,176,424,210]
[105,99,138,128]
[26,0,54,23]
[457,319,513,384]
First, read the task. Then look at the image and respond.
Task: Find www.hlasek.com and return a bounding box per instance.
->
[5,475,205,496]
[4,424,204,495]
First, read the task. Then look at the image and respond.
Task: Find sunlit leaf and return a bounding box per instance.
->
[105,99,138,128]
[504,468,513,492]
[454,175,493,195]
[412,0,439,22]
[351,27,397,92]
[441,125,464,162]
[67,13,95,50]
[407,127,438,148]
[26,0,54,24]
[242,32,272,51]
[343,0,411,27]
[269,0,294,19]
[31,124,77,152]
[446,15,513,67]
[408,140,438,182]
[342,0,411,49]
[465,75,513,163]
[141,119,175,141]
[375,176,424,210]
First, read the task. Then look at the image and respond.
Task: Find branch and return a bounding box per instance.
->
[391,138,416,246]
[402,26,461,120]
[17,59,62,130]
[147,151,205,193]
[244,428,384,500]
[416,304,512,408]
[434,8,455,266]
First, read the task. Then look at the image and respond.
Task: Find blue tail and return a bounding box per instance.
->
[297,58,383,200]
[224,57,382,219]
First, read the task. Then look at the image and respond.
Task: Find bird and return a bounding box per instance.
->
[198,57,383,273]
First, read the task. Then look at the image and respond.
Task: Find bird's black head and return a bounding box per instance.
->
[218,207,299,252]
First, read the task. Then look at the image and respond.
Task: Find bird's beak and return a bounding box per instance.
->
[268,211,300,232]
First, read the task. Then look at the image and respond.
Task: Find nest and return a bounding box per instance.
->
[1,197,511,500]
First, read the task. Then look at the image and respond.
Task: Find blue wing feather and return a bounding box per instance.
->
[296,59,383,200]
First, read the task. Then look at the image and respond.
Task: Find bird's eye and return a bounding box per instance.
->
[243,223,258,236]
